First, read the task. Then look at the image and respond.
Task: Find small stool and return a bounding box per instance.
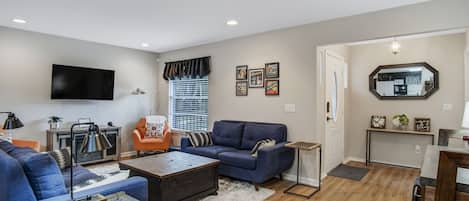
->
[284,141,322,199]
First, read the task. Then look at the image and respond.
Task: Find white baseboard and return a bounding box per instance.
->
[120,151,137,158]
[343,157,420,169]
[282,173,320,187]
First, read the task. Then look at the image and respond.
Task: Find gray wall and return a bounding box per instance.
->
[0,27,159,152]
[156,0,469,183]
[347,33,466,167]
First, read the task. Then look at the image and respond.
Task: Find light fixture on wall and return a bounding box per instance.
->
[131,88,147,95]
[391,38,401,55]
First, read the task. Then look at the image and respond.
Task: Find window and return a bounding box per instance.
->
[169,77,208,131]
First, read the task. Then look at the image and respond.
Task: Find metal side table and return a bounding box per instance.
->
[284,141,322,199]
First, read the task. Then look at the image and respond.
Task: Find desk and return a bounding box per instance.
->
[365,128,435,166]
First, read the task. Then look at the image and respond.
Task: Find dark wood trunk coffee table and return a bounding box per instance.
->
[119,151,220,201]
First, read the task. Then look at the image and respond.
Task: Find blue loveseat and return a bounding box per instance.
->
[0,141,148,201]
[181,120,294,186]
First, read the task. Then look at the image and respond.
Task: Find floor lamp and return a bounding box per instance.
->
[70,122,112,200]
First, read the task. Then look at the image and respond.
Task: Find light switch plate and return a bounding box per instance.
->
[284,104,296,113]
[442,104,453,111]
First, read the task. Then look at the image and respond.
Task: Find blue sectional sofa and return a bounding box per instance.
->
[0,141,148,201]
[181,120,294,186]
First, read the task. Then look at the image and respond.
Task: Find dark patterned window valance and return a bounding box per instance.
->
[163,56,211,80]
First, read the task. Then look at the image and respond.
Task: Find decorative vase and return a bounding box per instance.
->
[49,122,61,130]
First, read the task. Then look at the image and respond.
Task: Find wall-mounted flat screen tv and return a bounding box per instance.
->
[51,64,115,100]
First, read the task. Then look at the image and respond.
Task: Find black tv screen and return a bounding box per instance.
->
[51,64,115,100]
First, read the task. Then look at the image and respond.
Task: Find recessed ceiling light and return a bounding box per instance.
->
[12,18,27,24]
[226,20,238,26]
[141,43,149,47]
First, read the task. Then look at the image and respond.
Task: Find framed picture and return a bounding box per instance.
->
[248,68,264,88]
[265,80,280,96]
[370,115,386,129]
[236,81,248,96]
[415,118,431,132]
[265,62,279,79]
[236,65,248,80]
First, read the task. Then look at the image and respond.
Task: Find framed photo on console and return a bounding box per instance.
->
[248,68,264,88]
[236,65,248,80]
[370,115,386,129]
[415,118,431,132]
[265,62,279,79]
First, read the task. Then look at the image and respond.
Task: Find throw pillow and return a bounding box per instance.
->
[251,139,276,157]
[48,148,74,170]
[188,131,213,147]
[145,122,160,138]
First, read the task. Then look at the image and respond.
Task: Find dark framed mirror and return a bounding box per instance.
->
[369,62,439,100]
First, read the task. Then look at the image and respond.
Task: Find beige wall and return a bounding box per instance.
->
[347,33,466,167]
[465,31,469,100]
[157,0,469,183]
[0,27,159,152]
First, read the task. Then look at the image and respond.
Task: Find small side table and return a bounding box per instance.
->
[284,141,322,199]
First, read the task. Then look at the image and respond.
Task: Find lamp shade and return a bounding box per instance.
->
[3,113,24,130]
[463,102,469,128]
[79,124,112,153]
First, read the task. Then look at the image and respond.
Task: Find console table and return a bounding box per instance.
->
[46,125,121,165]
[365,128,435,166]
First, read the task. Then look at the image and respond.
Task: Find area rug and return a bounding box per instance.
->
[76,164,275,201]
[328,164,369,181]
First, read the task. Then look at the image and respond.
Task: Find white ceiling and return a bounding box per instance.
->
[0,0,429,53]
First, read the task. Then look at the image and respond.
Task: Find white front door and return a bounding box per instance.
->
[324,50,345,174]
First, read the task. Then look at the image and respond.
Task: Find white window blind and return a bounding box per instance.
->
[169,77,208,131]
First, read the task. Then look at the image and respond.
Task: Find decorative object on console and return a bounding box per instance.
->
[0,112,24,142]
[187,131,213,147]
[48,116,63,130]
[265,62,279,79]
[70,122,112,200]
[370,115,386,129]
[236,65,248,80]
[392,114,409,130]
[236,81,248,96]
[265,80,280,96]
[415,118,431,132]
[248,68,265,88]
[251,138,275,157]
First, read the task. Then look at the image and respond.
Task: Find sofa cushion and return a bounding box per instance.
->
[212,121,245,148]
[0,149,37,201]
[240,123,287,150]
[218,150,257,170]
[62,165,99,188]
[183,145,237,159]
[13,147,68,200]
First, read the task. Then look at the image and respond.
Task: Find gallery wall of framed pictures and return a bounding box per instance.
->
[235,62,280,96]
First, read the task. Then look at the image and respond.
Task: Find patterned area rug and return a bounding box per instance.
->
[77,164,275,201]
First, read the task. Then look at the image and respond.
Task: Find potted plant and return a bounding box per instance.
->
[48,116,63,130]
[392,114,409,130]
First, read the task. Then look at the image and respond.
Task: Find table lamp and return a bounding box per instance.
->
[1,112,24,142]
[70,123,112,200]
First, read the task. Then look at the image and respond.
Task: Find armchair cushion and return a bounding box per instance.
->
[218,150,257,170]
[212,121,244,148]
[183,145,237,159]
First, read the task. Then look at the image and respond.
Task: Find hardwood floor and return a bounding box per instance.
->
[262,161,419,201]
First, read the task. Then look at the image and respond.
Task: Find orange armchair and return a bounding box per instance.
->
[132,117,172,157]
[12,139,40,152]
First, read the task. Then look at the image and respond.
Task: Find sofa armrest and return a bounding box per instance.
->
[256,142,294,178]
[40,177,148,201]
[181,137,192,150]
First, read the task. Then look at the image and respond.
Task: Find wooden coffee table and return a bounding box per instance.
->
[119,151,220,201]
